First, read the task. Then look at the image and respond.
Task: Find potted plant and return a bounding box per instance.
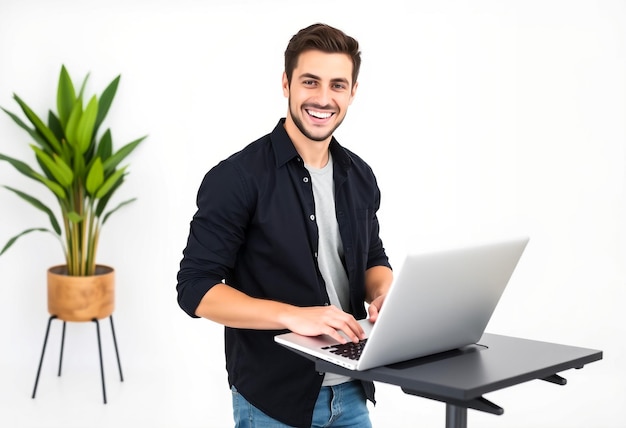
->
[0,65,146,322]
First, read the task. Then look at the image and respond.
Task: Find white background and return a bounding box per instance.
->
[0,0,624,427]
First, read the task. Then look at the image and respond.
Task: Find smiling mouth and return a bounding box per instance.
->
[306,109,334,120]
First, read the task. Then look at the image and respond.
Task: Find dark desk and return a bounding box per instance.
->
[309,333,602,428]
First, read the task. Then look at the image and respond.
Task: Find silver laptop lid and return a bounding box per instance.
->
[356,236,529,370]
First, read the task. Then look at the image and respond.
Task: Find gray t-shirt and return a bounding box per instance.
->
[305,153,352,386]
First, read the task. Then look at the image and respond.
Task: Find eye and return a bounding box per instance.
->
[302,80,317,87]
[332,83,347,90]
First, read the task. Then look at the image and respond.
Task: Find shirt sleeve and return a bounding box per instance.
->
[366,178,392,271]
[176,160,252,317]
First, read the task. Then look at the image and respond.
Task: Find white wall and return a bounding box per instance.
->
[0,0,624,427]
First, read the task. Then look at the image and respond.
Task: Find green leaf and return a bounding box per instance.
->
[86,157,104,195]
[95,176,123,216]
[0,228,54,256]
[67,211,83,223]
[47,110,68,153]
[95,166,126,199]
[40,177,67,199]
[56,65,76,128]
[64,99,82,147]
[0,152,39,180]
[72,141,85,180]
[102,197,136,225]
[13,94,63,154]
[102,135,146,173]
[54,153,74,185]
[94,75,120,134]
[31,145,73,187]
[77,72,90,100]
[2,186,62,234]
[1,107,50,150]
[76,95,98,154]
[96,129,113,161]
[0,153,66,199]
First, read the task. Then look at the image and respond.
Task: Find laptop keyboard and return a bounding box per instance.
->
[323,339,368,361]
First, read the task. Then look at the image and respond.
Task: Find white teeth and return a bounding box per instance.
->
[308,110,332,119]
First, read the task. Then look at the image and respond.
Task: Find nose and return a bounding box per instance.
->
[313,85,332,108]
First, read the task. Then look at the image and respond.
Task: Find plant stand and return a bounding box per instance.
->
[32,314,124,404]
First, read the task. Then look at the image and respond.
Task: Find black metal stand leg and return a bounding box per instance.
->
[57,321,66,376]
[109,316,124,382]
[32,314,122,403]
[32,315,57,399]
[446,404,468,428]
[92,318,107,404]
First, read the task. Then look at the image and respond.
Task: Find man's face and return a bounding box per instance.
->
[283,50,358,143]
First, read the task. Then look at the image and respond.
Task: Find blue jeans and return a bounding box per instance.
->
[231,381,372,428]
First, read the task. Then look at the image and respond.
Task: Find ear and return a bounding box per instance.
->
[282,72,290,98]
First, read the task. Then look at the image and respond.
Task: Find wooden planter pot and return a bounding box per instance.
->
[47,265,115,322]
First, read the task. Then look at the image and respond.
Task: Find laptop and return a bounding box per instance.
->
[274,236,529,371]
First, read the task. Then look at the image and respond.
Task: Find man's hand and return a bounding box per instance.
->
[367,293,386,322]
[365,265,392,322]
[280,305,366,344]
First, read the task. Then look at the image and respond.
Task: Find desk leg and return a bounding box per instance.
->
[401,389,501,428]
[445,404,467,428]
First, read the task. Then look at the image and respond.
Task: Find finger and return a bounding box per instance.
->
[368,304,379,322]
[323,326,348,344]
[320,312,361,343]
[318,306,365,343]
[337,319,365,343]
[368,295,386,322]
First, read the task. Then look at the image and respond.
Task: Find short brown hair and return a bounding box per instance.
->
[284,23,362,86]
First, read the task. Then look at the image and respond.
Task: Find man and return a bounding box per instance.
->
[177,23,393,427]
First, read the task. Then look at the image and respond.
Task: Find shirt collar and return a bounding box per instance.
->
[270,118,353,171]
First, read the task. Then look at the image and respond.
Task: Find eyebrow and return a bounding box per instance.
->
[299,73,350,86]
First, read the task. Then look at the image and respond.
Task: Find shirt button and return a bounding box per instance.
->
[303,177,309,183]
[310,214,315,221]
